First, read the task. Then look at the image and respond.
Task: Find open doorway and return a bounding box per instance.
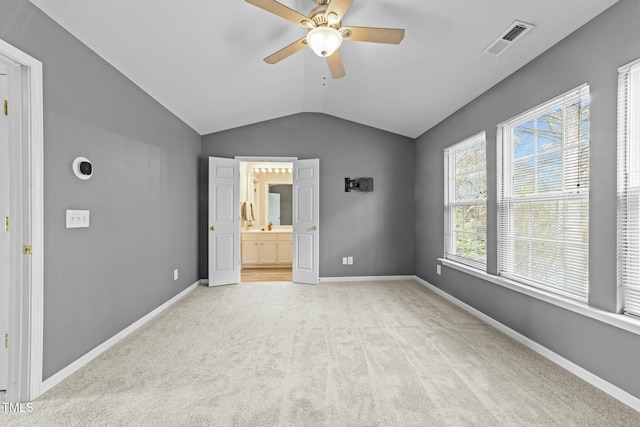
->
[239,161,293,283]
[208,156,319,286]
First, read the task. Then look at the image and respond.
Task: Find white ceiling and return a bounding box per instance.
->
[30,0,618,138]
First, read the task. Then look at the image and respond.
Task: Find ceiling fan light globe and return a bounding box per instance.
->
[306,26,342,57]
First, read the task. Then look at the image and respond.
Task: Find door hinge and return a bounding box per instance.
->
[4,334,7,349]
[4,216,8,232]
[3,100,7,116]
[23,245,32,255]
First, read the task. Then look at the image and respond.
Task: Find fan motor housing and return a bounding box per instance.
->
[309,5,328,24]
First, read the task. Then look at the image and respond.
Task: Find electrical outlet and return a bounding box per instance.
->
[66,209,90,228]
[437,264,441,275]
[342,257,348,265]
[347,256,353,265]
[173,269,179,281]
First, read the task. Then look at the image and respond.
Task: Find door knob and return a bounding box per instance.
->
[312,225,317,231]
[210,226,216,231]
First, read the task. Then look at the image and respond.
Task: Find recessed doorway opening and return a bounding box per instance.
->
[208,156,318,287]
[239,161,293,283]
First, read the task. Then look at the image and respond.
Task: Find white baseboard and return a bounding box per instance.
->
[320,275,415,283]
[39,280,201,396]
[413,276,640,412]
[202,276,413,285]
[202,276,414,284]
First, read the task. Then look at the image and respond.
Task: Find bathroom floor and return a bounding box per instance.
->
[241,268,292,283]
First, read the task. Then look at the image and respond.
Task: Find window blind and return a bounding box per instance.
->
[618,59,640,318]
[498,85,590,301]
[444,131,487,270]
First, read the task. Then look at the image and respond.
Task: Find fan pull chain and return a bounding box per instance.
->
[322,57,330,87]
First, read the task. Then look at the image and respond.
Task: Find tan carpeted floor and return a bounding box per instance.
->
[2,280,640,426]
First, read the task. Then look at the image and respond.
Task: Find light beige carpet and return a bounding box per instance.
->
[2,280,639,426]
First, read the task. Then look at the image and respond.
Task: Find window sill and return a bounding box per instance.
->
[438,258,640,337]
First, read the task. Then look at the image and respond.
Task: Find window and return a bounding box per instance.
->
[498,85,590,301]
[444,132,487,269]
[618,59,640,318]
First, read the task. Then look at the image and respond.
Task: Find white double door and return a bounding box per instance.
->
[208,157,319,286]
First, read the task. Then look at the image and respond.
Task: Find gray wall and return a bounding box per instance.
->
[201,113,415,279]
[1,1,201,379]
[415,0,640,399]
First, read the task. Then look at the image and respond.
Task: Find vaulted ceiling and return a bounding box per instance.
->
[30,0,618,138]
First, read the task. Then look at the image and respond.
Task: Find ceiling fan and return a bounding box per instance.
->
[245,0,405,79]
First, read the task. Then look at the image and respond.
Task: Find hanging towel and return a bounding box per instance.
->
[241,201,255,223]
[241,202,247,221]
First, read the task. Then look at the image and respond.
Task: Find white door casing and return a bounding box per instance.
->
[0,38,44,403]
[292,159,320,285]
[208,157,240,286]
[0,68,9,390]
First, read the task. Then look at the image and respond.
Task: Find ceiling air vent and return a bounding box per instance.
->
[483,20,534,57]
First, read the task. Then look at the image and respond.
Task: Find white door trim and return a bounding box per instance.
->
[234,156,298,163]
[0,38,44,403]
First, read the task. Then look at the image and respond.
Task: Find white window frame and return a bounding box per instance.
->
[618,58,640,318]
[444,131,487,270]
[498,84,590,302]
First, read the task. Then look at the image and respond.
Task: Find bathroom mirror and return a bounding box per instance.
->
[268,184,292,225]
[243,162,294,227]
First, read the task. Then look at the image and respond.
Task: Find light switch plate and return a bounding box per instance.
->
[342,257,348,265]
[437,264,442,275]
[66,209,90,228]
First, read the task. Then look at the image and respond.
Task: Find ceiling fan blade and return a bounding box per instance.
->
[264,37,307,64]
[245,0,312,27]
[326,50,346,79]
[342,26,405,44]
[325,0,353,21]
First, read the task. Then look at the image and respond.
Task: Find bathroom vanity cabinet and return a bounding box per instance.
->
[241,231,292,267]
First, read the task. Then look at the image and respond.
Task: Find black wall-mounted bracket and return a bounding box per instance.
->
[345,177,374,192]
[345,178,356,192]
